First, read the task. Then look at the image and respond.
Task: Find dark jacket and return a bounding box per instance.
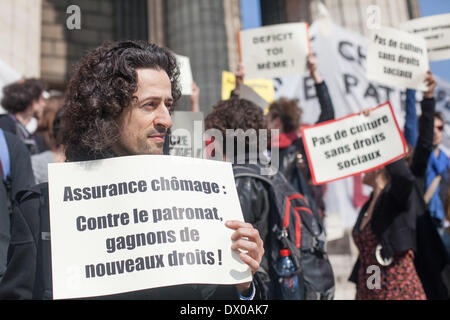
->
[0,131,35,282]
[0,183,264,300]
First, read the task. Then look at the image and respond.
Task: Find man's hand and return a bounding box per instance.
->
[360,108,372,117]
[423,70,437,99]
[226,220,264,295]
[307,53,322,84]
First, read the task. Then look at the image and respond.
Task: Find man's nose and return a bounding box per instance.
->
[155,104,172,129]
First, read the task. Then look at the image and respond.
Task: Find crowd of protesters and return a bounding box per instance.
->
[0,39,449,300]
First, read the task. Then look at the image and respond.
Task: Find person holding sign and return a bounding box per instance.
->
[401,73,450,300]
[266,53,335,220]
[349,73,450,300]
[0,41,264,300]
[348,112,426,299]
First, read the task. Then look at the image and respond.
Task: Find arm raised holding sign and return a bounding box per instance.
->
[409,71,437,181]
[306,53,335,124]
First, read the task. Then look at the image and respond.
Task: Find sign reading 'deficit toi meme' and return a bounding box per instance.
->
[48,155,251,299]
[239,22,310,79]
[301,102,407,185]
[367,26,429,91]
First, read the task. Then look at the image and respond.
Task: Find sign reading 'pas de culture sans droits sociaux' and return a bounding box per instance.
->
[366,26,429,91]
[239,22,310,79]
[48,155,251,299]
[301,102,407,185]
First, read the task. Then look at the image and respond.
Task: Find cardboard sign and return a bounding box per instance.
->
[221,70,275,103]
[399,13,450,62]
[239,22,310,79]
[175,54,193,95]
[48,155,251,299]
[168,111,204,158]
[367,27,429,91]
[301,102,407,185]
[238,84,270,111]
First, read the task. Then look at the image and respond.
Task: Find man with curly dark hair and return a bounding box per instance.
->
[0,78,47,154]
[0,41,264,300]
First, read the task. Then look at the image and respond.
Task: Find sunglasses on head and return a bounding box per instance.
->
[436,125,444,132]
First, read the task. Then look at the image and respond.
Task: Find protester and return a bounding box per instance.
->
[31,107,65,184]
[426,111,449,231]
[205,97,335,300]
[0,129,35,283]
[265,53,335,220]
[0,78,47,155]
[349,73,450,300]
[402,74,450,297]
[0,41,264,300]
[349,141,426,299]
[204,98,272,298]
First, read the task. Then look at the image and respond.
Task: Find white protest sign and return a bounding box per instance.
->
[301,102,407,185]
[239,22,309,79]
[48,155,251,299]
[168,111,204,158]
[175,54,193,95]
[399,13,450,62]
[367,27,429,91]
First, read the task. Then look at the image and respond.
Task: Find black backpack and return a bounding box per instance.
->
[233,164,335,300]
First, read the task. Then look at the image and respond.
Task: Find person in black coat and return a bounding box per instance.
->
[349,72,450,299]
[0,130,35,283]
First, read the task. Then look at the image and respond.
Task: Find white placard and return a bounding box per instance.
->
[367,26,429,91]
[48,155,251,299]
[399,13,450,62]
[301,102,407,185]
[175,54,193,95]
[239,22,309,79]
[168,111,204,158]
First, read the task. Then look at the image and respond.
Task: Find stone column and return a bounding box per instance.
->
[164,0,230,114]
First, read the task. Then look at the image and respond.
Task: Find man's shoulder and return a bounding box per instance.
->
[0,114,16,133]
[3,129,22,148]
